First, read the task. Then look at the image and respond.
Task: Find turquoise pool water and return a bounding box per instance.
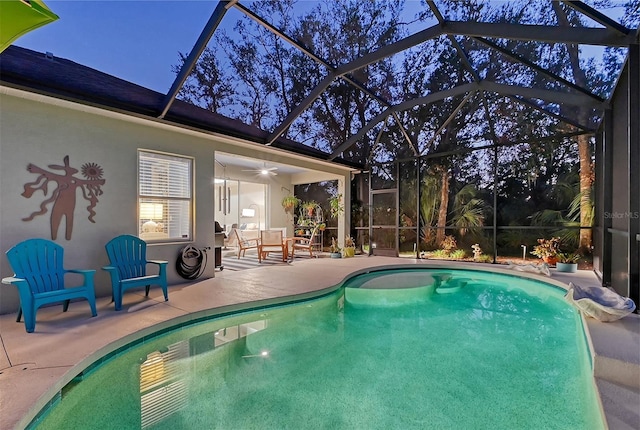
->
[33,268,604,429]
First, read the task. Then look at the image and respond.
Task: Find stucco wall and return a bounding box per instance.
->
[0,90,351,315]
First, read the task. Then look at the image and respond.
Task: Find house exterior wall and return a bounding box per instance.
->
[0,89,351,315]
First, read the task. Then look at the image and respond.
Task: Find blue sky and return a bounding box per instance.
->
[15,1,634,95]
[15,1,436,93]
[16,1,221,93]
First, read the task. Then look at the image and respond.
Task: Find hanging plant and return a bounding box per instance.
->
[281,195,300,214]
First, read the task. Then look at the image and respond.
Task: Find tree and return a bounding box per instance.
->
[551,2,594,253]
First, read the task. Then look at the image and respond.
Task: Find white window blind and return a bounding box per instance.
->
[138,150,193,241]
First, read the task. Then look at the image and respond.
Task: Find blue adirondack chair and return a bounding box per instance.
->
[2,238,97,333]
[103,234,168,311]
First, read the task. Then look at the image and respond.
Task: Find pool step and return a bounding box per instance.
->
[587,314,640,391]
[435,278,469,294]
[588,313,640,429]
[595,378,640,430]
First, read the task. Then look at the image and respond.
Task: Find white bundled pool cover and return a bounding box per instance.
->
[505,261,551,276]
[565,282,636,322]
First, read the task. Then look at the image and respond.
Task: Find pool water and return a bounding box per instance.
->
[34,268,604,429]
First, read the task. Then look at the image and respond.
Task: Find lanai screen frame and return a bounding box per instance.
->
[162,1,639,306]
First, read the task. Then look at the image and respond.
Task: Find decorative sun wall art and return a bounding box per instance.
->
[21,155,106,240]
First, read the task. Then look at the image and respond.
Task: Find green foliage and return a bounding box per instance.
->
[477,254,493,263]
[441,235,457,253]
[329,237,341,254]
[451,184,488,235]
[419,173,440,247]
[299,201,320,220]
[281,195,300,214]
[329,194,344,219]
[450,249,466,259]
[557,252,580,264]
[344,236,355,248]
[530,237,561,258]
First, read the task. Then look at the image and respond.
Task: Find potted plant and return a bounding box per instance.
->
[343,235,355,258]
[329,237,342,258]
[301,200,318,217]
[281,195,300,215]
[329,193,344,219]
[530,237,560,265]
[556,252,580,273]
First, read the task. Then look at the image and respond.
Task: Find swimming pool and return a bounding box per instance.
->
[31,268,604,429]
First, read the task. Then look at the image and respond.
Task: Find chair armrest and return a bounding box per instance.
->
[102,266,120,281]
[147,260,168,278]
[64,269,96,280]
[65,269,96,284]
[2,276,24,285]
[66,269,97,275]
[2,277,33,304]
[147,260,169,266]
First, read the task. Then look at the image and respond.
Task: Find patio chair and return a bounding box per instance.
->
[103,234,168,311]
[259,230,287,262]
[2,238,97,333]
[291,226,319,259]
[234,229,260,259]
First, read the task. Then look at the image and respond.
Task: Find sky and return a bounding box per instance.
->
[16,1,223,93]
[14,1,635,95]
[13,0,449,94]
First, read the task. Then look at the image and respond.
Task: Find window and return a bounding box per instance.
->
[138,150,193,241]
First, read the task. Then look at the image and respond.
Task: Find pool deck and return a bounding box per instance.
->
[0,256,638,429]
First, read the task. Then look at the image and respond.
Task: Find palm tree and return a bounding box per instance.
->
[450,184,489,237]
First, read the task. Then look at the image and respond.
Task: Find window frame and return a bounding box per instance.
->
[138,149,194,243]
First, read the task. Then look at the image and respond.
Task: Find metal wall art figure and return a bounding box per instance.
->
[21,155,105,240]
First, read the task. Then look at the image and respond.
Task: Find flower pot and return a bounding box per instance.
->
[330,252,342,259]
[556,262,577,273]
[343,247,355,258]
[543,256,558,266]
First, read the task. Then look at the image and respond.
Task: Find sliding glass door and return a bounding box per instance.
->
[214,179,266,233]
[215,178,239,233]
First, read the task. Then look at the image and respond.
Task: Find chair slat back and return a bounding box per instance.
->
[6,239,65,293]
[236,230,256,247]
[260,230,283,246]
[105,235,147,280]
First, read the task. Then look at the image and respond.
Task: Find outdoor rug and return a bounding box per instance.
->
[221,251,290,271]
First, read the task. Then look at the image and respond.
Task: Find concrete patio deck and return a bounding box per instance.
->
[0,256,638,429]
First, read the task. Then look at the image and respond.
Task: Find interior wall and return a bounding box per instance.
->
[215,163,295,235]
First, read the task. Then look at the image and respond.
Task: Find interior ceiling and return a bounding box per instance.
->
[163,0,639,168]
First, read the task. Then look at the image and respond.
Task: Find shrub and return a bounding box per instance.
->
[441,235,457,254]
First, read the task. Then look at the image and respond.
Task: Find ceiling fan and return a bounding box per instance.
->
[242,163,278,176]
